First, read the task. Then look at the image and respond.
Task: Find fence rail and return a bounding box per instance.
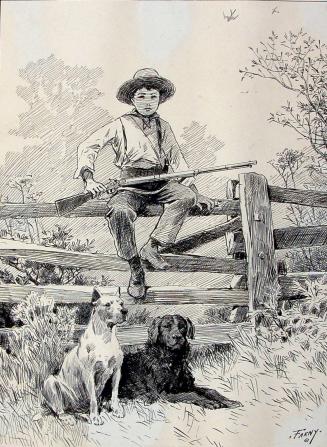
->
[0,199,240,219]
[0,284,250,306]
[268,185,327,208]
[0,238,247,274]
[1,172,327,347]
[1,322,253,346]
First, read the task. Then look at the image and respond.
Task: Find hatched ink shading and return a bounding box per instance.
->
[0,2,327,447]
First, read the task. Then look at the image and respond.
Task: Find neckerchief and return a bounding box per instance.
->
[128,109,159,130]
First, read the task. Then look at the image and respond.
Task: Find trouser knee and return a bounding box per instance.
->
[178,189,197,209]
[106,205,137,223]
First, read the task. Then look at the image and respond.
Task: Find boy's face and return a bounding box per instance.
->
[131,88,160,116]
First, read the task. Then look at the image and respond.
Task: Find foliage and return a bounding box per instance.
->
[198,306,232,324]
[8,176,34,203]
[252,277,327,344]
[0,268,16,284]
[242,28,327,269]
[11,55,105,142]
[0,292,77,401]
[269,148,306,188]
[125,307,152,326]
[5,174,44,244]
[0,55,112,208]
[1,224,97,286]
[240,30,327,161]
[269,147,327,270]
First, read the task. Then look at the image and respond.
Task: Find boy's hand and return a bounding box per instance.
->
[85,179,107,198]
[196,194,215,214]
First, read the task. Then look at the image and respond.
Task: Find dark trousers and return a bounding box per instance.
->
[106,182,197,260]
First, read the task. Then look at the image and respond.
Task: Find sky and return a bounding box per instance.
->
[1,0,327,178]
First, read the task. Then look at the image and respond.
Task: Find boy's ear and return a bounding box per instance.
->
[91,287,101,305]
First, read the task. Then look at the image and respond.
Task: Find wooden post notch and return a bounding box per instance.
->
[239,173,279,312]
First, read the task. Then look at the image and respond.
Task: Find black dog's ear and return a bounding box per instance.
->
[185,317,195,339]
[91,287,101,306]
[148,317,162,344]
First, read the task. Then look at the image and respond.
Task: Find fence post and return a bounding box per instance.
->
[239,173,278,313]
[226,180,247,290]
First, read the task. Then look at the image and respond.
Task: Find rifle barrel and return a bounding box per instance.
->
[120,160,257,186]
[55,160,257,216]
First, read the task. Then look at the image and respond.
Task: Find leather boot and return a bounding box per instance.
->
[140,238,170,270]
[128,256,146,299]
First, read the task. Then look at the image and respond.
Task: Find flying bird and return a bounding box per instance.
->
[272,7,279,14]
[223,9,239,22]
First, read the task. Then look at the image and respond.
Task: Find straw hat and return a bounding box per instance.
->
[117,68,175,105]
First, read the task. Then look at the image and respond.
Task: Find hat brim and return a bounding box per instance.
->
[117,76,175,105]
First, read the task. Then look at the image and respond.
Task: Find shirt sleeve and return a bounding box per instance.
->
[73,120,120,179]
[162,122,194,187]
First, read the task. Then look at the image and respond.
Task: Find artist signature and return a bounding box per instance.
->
[289,428,322,444]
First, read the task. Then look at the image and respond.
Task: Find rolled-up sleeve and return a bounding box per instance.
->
[162,122,194,187]
[74,120,120,179]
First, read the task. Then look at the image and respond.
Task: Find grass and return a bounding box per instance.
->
[1,292,327,447]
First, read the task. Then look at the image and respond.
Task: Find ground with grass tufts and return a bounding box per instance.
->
[0,291,326,447]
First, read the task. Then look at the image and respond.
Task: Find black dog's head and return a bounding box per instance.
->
[148,315,195,351]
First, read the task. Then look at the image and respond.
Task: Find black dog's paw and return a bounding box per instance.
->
[164,389,242,410]
[196,398,225,410]
[194,387,242,409]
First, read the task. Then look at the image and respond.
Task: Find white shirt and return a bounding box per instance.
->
[74,111,194,186]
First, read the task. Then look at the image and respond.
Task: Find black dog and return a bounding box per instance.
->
[103,315,241,410]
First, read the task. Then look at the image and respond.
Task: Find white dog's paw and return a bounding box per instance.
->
[111,402,125,418]
[58,414,75,425]
[88,414,104,425]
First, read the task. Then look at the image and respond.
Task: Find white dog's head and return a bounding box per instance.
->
[91,287,128,326]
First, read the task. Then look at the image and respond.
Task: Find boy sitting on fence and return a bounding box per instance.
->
[74,68,213,299]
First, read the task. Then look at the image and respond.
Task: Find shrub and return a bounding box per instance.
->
[252,278,327,344]
[0,268,16,284]
[126,307,152,326]
[198,306,232,324]
[0,292,77,402]
[1,224,102,286]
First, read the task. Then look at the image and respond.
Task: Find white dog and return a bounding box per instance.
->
[41,287,127,425]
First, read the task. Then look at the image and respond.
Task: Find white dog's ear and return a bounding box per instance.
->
[91,287,101,305]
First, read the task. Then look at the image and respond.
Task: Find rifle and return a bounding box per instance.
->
[55,160,257,216]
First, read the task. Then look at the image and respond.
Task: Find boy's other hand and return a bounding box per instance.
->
[196,194,214,214]
[85,179,107,198]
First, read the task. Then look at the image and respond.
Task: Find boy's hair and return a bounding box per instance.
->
[117,76,175,105]
[130,80,163,100]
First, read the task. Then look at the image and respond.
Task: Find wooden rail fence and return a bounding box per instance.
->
[0,172,326,346]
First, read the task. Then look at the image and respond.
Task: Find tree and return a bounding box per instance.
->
[240,30,327,163]
[179,121,224,196]
[0,55,113,203]
[7,175,41,243]
[240,30,327,270]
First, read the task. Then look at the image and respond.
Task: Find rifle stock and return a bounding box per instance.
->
[55,191,93,216]
[55,160,257,216]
